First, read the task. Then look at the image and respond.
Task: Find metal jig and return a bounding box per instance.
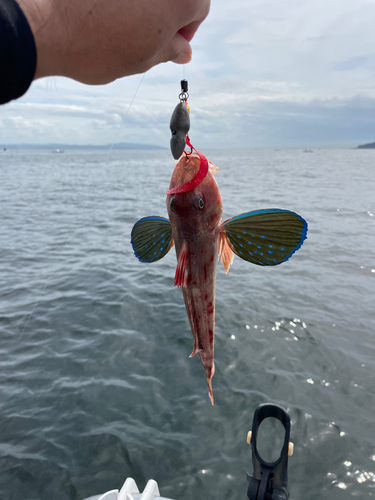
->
[170,80,191,160]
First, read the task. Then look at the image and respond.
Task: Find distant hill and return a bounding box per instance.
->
[357,142,375,149]
[3,142,167,151]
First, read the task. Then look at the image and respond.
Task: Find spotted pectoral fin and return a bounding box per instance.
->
[218,232,234,273]
[174,240,189,287]
[131,216,174,263]
[223,209,308,266]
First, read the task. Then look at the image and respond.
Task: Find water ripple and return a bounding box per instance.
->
[0,149,374,499]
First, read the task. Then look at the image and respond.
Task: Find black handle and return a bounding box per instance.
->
[247,404,291,500]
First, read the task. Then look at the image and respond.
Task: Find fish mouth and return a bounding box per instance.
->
[166,152,209,196]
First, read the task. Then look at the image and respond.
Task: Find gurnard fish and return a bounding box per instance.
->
[131,152,307,404]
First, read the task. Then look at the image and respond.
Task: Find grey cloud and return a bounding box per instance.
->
[335,54,375,72]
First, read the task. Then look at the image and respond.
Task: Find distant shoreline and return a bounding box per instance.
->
[1,142,167,151]
[357,142,375,149]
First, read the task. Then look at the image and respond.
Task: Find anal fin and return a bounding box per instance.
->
[174,241,189,287]
[189,339,198,358]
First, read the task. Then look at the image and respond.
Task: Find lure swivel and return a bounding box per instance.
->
[246,404,293,500]
[170,80,190,159]
[179,79,189,101]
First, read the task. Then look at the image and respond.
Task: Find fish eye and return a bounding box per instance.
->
[198,198,204,210]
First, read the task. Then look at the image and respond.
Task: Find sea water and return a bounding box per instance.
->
[0,148,374,499]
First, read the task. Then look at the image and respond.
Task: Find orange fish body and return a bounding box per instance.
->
[167,154,224,404]
[131,153,307,404]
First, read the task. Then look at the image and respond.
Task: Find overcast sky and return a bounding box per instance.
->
[2,0,375,148]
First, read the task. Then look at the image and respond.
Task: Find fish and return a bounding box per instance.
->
[131,152,307,404]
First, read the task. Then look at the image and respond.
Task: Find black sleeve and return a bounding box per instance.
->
[0,0,37,105]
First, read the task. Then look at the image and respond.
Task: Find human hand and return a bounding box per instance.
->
[17,0,210,84]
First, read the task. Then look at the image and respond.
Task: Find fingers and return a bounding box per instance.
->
[169,33,193,65]
[136,33,191,76]
[159,15,209,67]
[180,0,211,33]
[178,20,204,44]
[169,1,211,65]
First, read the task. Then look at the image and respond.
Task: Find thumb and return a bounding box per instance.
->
[167,32,192,64]
[140,32,192,74]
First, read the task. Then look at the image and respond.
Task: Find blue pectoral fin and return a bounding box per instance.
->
[131,216,174,263]
[223,209,307,266]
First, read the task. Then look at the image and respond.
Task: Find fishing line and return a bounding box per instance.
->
[105,72,146,162]
[14,72,146,348]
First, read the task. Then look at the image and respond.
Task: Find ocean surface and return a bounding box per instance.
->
[0,148,374,500]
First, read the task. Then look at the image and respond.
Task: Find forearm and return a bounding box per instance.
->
[16,0,65,80]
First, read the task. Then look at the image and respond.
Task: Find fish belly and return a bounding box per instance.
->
[181,238,218,404]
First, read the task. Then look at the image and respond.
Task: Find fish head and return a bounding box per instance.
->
[166,154,223,235]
